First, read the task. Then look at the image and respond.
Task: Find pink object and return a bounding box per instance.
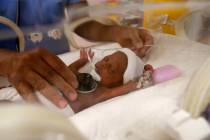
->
[152,65,182,84]
[87,0,121,6]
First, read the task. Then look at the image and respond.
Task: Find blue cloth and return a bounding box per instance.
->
[0,0,80,54]
[0,0,18,51]
[66,0,81,4]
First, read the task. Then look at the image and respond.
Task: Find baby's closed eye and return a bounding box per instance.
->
[104,57,109,62]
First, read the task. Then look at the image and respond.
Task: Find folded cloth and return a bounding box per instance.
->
[0,87,22,102]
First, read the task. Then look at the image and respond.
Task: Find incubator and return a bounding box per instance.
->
[1,0,210,140]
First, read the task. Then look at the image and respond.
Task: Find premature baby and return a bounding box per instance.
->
[70,47,145,87]
[68,46,152,112]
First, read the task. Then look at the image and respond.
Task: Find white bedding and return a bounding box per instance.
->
[67,33,210,140]
[0,33,210,140]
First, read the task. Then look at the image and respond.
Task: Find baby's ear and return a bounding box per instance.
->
[67,65,72,69]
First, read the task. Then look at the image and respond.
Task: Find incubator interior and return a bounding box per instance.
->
[1,0,210,140]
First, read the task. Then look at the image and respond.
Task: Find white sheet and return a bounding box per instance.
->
[0,33,210,140]
[68,33,210,140]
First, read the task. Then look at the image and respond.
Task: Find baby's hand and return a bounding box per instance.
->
[80,48,94,61]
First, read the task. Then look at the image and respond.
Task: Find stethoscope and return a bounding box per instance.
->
[77,52,98,94]
[76,48,99,94]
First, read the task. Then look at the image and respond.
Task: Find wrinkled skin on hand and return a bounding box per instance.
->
[108,26,154,58]
[1,48,78,108]
[75,21,154,58]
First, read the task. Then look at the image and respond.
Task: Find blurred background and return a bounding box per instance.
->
[67,0,210,45]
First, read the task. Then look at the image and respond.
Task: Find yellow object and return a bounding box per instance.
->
[107,0,120,7]
[144,0,189,35]
[106,13,123,25]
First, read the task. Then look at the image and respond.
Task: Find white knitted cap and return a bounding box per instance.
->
[119,48,144,84]
[89,46,144,84]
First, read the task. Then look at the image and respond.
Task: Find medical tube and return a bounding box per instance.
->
[0,16,25,52]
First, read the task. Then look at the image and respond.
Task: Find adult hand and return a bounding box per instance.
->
[108,26,154,58]
[1,48,78,108]
[75,21,153,58]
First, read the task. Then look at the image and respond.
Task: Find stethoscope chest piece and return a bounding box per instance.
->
[77,73,97,94]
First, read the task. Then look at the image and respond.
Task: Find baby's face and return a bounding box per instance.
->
[95,51,128,88]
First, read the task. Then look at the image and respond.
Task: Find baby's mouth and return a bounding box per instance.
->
[95,68,100,75]
[95,63,99,72]
[94,63,102,76]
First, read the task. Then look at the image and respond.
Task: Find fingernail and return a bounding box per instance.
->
[71,76,79,88]
[70,93,77,101]
[137,43,143,48]
[73,81,79,88]
[144,44,153,47]
[59,100,68,108]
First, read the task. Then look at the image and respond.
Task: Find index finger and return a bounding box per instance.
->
[136,46,151,58]
[38,48,78,89]
[129,30,144,49]
[138,29,154,46]
[25,70,68,108]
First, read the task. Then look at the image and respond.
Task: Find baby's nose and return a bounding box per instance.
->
[95,62,100,69]
[96,61,103,67]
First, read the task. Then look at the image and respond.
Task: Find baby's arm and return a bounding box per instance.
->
[68,49,94,75]
[69,81,137,113]
[98,81,138,102]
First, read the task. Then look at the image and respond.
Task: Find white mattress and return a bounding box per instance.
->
[67,33,210,140]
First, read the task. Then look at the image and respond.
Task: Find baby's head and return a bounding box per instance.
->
[95,51,128,88]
